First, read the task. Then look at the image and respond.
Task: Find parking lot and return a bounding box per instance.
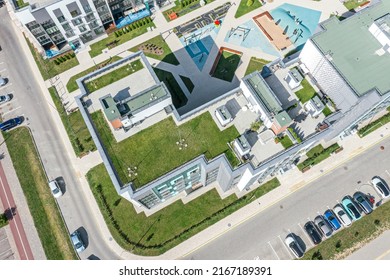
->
[255,176,388,260]
[0,52,22,122]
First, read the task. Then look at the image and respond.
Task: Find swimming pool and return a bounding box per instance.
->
[270,3,321,49]
[116,9,150,29]
[224,20,280,57]
[45,49,61,58]
[179,21,222,71]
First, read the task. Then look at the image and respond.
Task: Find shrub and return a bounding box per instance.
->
[181,0,186,7]
[135,21,139,28]
[132,23,136,29]
[66,54,71,60]
[128,25,132,31]
[54,59,60,65]
[0,213,8,228]
[118,30,123,36]
[145,17,150,23]
[114,31,119,37]
[70,52,76,58]
[122,28,127,34]
[247,0,254,6]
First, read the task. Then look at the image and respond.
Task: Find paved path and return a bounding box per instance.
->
[0,162,34,260]
[346,231,390,260]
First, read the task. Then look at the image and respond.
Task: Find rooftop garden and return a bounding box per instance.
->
[235,0,262,18]
[66,56,121,93]
[294,78,316,104]
[245,57,270,76]
[129,35,180,65]
[89,18,155,58]
[87,162,280,256]
[85,59,144,93]
[212,50,242,82]
[343,0,369,11]
[91,111,240,188]
[164,0,216,22]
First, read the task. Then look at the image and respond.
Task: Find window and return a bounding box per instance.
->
[57,15,66,23]
[205,168,219,186]
[65,30,75,37]
[46,26,59,34]
[71,18,83,26]
[78,25,87,33]
[83,4,92,13]
[62,22,72,31]
[70,10,80,18]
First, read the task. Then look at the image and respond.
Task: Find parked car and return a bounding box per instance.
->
[324,209,342,230]
[48,180,63,198]
[0,77,7,86]
[342,196,362,221]
[284,234,304,259]
[70,230,85,253]
[304,221,322,244]
[353,192,373,214]
[0,94,11,105]
[371,177,390,199]
[333,205,352,227]
[314,215,332,238]
[0,117,23,131]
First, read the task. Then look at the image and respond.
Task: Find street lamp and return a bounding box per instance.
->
[176,138,188,150]
[127,166,138,177]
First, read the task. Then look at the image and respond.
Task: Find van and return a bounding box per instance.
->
[49,180,63,198]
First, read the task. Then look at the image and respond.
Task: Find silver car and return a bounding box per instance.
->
[0,94,11,105]
[70,230,85,253]
[0,77,7,86]
[333,205,352,227]
[284,234,304,259]
[314,215,332,238]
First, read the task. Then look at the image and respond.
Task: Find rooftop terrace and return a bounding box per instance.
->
[311,0,390,97]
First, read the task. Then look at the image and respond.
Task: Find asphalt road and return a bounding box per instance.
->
[0,8,118,260]
[184,136,390,260]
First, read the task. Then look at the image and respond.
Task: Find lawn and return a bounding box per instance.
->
[153,68,188,108]
[85,59,144,93]
[245,57,270,76]
[4,128,77,259]
[322,105,332,117]
[91,111,240,188]
[15,0,29,8]
[87,162,280,256]
[277,135,294,149]
[343,0,369,10]
[235,0,262,18]
[0,213,8,228]
[179,75,195,93]
[89,22,155,58]
[66,56,121,93]
[358,112,390,138]
[303,201,390,260]
[294,78,316,104]
[212,51,241,82]
[129,35,179,65]
[26,37,79,81]
[164,0,216,22]
[49,87,96,157]
[297,143,340,171]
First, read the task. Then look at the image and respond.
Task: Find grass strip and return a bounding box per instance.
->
[245,57,270,76]
[358,112,390,138]
[235,0,262,18]
[4,127,77,259]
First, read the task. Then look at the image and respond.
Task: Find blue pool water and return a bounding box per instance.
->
[224,20,280,57]
[45,49,61,58]
[270,3,321,49]
[179,21,222,71]
[116,9,150,29]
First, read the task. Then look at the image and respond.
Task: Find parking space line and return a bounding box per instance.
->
[267,241,280,260]
[0,68,6,73]
[385,170,390,178]
[1,106,21,117]
[278,235,294,259]
[298,223,314,247]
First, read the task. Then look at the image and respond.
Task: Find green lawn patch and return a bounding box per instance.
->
[153,68,187,108]
[129,35,179,65]
[303,202,390,260]
[288,127,302,143]
[91,111,240,188]
[87,163,280,256]
[295,78,316,103]
[322,105,332,117]
[245,57,270,76]
[49,87,96,157]
[358,112,390,137]
[85,59,144,93]
[343,0,369,10]
[225,147,240,168]
[297,143,340,171]
[235,0,262,18]
[25,37,79,81]
[0,213,8,228]
[179,75,195,93]
[66,56,121,93]
[15,0,29,8]
[164,0,216,22]
[276,135,294,149]
[212,51,241,82]
[4,128,77,259]
[89,21,155,58]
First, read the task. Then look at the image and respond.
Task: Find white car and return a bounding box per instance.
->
[0,77,7,86]
[333,205,352,227]
[70,230,85,253]
[0,94,11,105]
[49,180,63,198]
[284,235,304,259]
[372,177,390,199]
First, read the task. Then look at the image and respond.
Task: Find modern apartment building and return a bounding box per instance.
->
[12,0,151,56]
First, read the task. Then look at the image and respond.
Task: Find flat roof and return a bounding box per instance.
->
[244,72,282,114]
[100,95,120,121]
[311,1,390,96]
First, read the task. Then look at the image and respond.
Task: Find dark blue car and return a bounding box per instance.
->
[324,209,341,231]
[0,117,23,131]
